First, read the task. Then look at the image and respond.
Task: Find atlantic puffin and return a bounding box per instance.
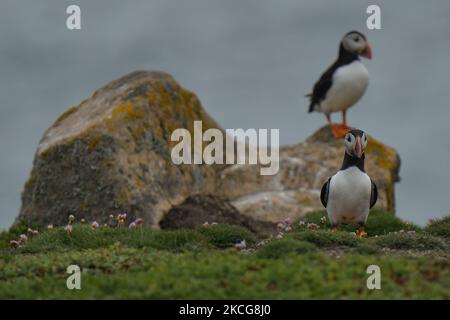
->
[320,129,377,238]
[307,31,372,138]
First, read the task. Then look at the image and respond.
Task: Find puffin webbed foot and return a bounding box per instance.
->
[330,124,351,138]
[356,226,367,238]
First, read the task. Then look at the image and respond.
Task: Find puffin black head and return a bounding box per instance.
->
[344,129,368,159]
[341,31,372,59]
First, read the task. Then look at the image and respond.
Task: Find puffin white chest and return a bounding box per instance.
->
[327,166,372,224]
[321,60,369,113]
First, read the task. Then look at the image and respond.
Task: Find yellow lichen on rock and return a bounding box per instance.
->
[87,135,102,151]
[54,106,79,126]
[112,101,145,121]
[366,137,399,174]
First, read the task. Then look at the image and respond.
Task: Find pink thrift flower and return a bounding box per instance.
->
[91,221,99,230]
[407,230,416,237]
[10,240,20,248]
[307,223,320,230]
[64,225,73,233]
[19,234,28,243]
[284,217,292,226]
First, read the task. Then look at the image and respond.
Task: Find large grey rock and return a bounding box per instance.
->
[18,71,223,227]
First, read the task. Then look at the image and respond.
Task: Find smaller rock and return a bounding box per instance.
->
[159,195,276,236]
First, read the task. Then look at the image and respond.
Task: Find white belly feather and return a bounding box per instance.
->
[327,167,372,225]
[319,60,369,114]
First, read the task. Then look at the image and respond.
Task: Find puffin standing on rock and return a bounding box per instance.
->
[320,129,377,238]
[307,31,372,138]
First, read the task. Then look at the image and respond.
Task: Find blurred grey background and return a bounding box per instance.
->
[1,0,449,229]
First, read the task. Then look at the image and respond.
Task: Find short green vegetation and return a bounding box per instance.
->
[0,209,448,299]
[425,216,450,239]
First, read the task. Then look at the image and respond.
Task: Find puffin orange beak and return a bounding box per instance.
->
[362,43,372,59]
[355,137,363,158]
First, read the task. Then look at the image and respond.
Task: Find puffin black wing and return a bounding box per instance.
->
[320,177,331,208]
[370,179,378,209]
[307,62,340,113]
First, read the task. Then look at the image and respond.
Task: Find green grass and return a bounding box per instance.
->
[197,224,257,248]
[372,233,448,251]
[0,245,448,299]
[425,216,450,239]
[255,239,318,259]
[18,225,209,253]
[291,230,360,248]
[5,224,256,254]
[299,208,421,235]
[0,221,37,250]
[0,209,449,299]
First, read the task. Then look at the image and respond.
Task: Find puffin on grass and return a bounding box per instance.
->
[320,129,377,238]
[306,31,372,138]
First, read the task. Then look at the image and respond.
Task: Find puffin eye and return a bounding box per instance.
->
[346,135,352,142]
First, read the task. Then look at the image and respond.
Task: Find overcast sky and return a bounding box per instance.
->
[1,0,449,229]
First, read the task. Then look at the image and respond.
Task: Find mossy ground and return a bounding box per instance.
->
[0,210,449,299]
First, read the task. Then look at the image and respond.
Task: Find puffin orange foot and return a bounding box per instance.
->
[331,124,350,138]
[356,226,367,239]
[340,124,353,131]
